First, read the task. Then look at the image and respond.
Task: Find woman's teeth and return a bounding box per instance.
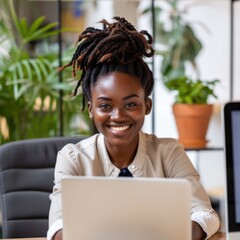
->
[110,125,129,131]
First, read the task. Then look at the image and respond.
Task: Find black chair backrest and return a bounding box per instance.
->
[0,136,86,238]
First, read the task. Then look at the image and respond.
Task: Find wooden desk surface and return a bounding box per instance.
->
[2,232,226,240]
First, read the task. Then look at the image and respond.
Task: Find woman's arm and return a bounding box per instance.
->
[162,141,220,238]
[53,229,62,240]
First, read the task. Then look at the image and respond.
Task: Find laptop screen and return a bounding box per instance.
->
[223,102,240,233]
[232,111,240,223]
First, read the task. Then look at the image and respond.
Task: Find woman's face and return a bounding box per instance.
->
[88,71,152,148]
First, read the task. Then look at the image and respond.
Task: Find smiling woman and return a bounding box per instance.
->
[48,17,220,240]
[89,71,152,168]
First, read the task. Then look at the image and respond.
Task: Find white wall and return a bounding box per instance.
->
[234,1,240,100]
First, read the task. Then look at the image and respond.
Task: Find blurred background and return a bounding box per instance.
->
[1,0,240,231]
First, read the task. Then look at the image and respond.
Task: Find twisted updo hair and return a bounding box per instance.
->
[59,16,155,111]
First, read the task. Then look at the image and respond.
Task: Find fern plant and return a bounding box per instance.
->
[0,0,90,143]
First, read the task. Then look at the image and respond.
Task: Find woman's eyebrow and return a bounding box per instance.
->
[97,94,139,101]
[122,94,139,100]
[97,96,111,100]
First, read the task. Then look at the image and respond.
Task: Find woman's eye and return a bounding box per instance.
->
[99,104,111,109]
[126,102,137,108]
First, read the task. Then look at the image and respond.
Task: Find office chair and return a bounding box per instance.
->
[0,135,86,238]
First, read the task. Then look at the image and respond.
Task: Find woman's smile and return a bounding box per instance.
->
[109,124,130,132]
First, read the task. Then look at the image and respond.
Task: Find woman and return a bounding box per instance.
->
[47,17,220,240]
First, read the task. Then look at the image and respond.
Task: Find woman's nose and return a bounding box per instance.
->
[111,108,126,121]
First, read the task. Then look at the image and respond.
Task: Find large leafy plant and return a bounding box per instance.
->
[143,0,219,103]
[0,0,90,144]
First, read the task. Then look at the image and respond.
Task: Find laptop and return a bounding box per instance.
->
[61,177,191,240]
[223,102,240,240]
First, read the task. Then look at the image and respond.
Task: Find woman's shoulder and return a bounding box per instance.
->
[141,131,186,157]
[60,133,101,155]
[141,131,179,146]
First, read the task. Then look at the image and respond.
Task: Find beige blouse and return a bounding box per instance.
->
[47,131,220,239]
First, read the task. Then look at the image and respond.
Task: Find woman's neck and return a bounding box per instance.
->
[105,138,139,169]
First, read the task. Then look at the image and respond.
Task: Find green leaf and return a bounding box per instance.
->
[19,18,28,38]
[27,85,41,108]
[8,0,22,37]
[12,70,18,99]
[35,58,51,80]
[22,60,33,81]
[17,82,32,98]
[28,16,45,35]
[23,22,58,43]
[29,59,43,81]
[16,61,24,80]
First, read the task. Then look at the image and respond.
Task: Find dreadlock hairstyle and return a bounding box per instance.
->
[58,16,155,111]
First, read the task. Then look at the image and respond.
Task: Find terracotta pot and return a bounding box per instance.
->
[172,104,213,149]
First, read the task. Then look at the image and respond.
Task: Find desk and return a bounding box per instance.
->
[1,232,226,240]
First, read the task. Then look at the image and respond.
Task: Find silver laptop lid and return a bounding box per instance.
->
[62,177,191,240]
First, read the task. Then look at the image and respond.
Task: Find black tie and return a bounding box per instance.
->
[118,167,133,177]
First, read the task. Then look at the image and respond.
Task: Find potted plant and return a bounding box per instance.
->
[165,76,219,148]
[143,0,220,148]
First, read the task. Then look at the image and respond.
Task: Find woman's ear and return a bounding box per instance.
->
[88,101,93,119]
[145,97,152,115]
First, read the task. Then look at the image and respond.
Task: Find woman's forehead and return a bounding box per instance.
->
[91,72,144,98]
[94,71,142,88]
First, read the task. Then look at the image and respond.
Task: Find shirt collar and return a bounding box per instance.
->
[97,131,146,177]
